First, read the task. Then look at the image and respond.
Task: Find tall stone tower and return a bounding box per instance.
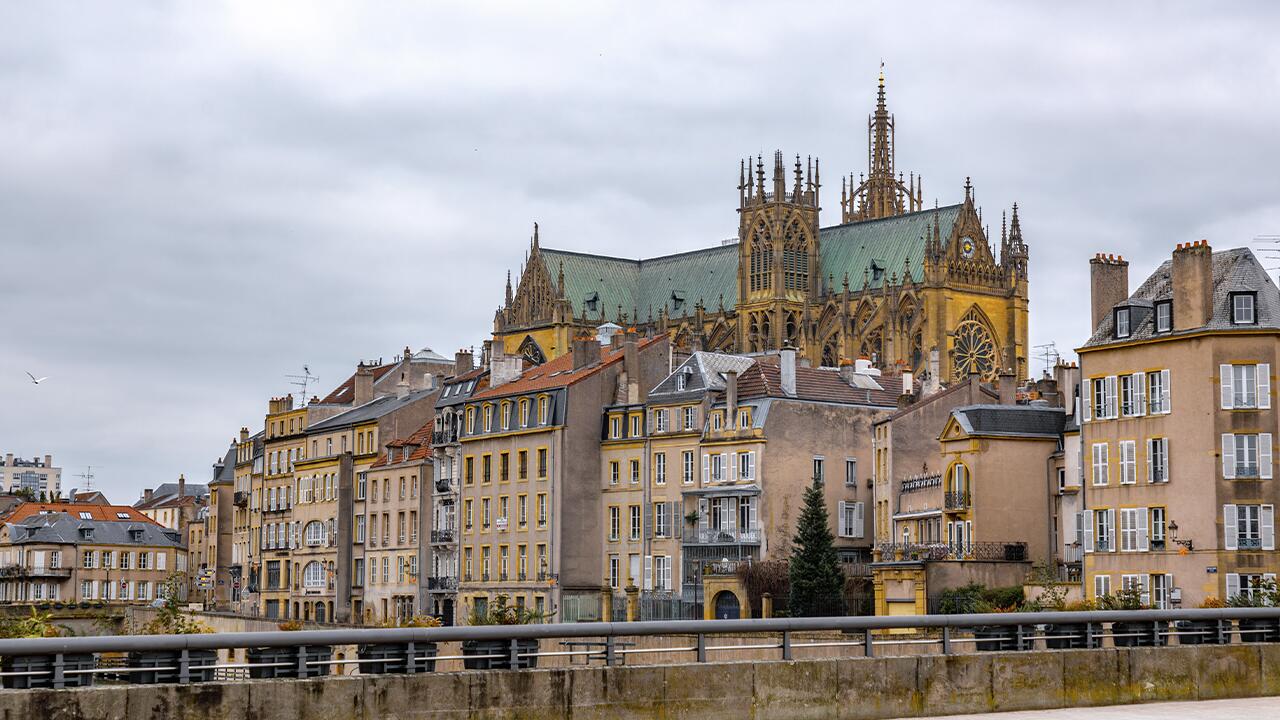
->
[735,151,822,353]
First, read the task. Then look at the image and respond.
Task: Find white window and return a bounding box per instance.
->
[609,507,620,541]
[1221,363,1271,410]
[682,451,694,484]
[1119,441,1137,485]
[813,456,825,484]
[608,555,619,589]
[1147,438,1169,483]
[1120,374,1145,416]
[1155,302,1172,333]
[1093,574,1111,599]
[845,459,858,487]
[682,407,696,430]
[1121,574,1150,606]
[654,453,666,485]
[305,520,327,547]
[838,501,865,539]
[1091,443,1109,486]
[1119,507,1149,552]
[1223,504,1275,551]
[630,505,641,541]
[1146,369,1170,414]
[355,515,366,543]
[1227,572,1277,602]
[303,561,326,588]
[653,555,671,591]
[1093,508,1116,552]
[1222,433,1273,479]
[709,453,725,482]
[1115,308,1131,338]
[654,502,668,538]
[653,409,668,433]
[738,451,755,481]
[1232,293,1256,325]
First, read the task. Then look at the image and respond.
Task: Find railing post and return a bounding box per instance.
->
[52,652,65,690]
[509,638,521,667]
[297,646,308,676]
[405,641,417,674]
[603,636,618,667]
[941,626,952,655]
[696,633,707,663]
[179,649,191,684]
[863,629,874,658]
[781,631,792,661]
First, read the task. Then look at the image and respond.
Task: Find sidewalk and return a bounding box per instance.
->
[897,697,1280,719]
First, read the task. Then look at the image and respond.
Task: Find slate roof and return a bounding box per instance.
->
[735,362,909,407]
[951,404,1066,438]
[307,387,439,432]
[436,367,489,409]
[1083,247,1280,348]
[471,336,665,402]
[5,512,183,548]
[134,481,209,510]
[649,352,756,401]
[541,205,961,319]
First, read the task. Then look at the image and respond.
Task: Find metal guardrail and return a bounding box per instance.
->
[0,607,1277,688]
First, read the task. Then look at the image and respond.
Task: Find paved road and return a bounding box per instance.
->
[898,697,1280,719]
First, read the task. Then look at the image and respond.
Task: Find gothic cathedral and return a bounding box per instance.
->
[493,73,1029,384]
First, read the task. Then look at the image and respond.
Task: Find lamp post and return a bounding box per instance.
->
[1168,521,1194,551]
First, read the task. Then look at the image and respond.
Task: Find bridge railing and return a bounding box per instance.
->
[0,606,1277,688]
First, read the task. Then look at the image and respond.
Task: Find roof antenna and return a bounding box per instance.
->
[73,466,101,492]
[286,366,320,408]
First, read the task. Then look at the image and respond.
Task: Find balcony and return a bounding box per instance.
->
[683,527,763,545]
[435,477,454,494]
[0,565,71,579]
[944,491,971,511]
[233,491,250,507]
[1238,537,1263,550]
[427,576,458,591]
[873,541,1028,563]
[432,429,458,445]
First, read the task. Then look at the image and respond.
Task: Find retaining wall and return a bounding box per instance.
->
[1,644,1277,719]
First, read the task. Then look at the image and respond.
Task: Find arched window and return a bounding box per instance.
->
[305,521,326,547]
[749,220,772,293]
[782,219,809,292]
[303,561,326,588]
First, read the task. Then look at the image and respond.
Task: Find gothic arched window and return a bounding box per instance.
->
[749,220,772,293]
[952,309,999,380]
[782,219,809,292]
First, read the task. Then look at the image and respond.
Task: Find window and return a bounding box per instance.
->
[710,412,723,431]
[738,451,755,481]
[1091,443,1110,486]
[500,453,510,482]
[609,461,620,485]
[1223,504,1275,550]
[304,520,326,547]
[630,505,641,540]
[537,493,547,528]
[518,494,528,527]
[1093,574,1111,599]
[1222,433,1273,479]
[845,459,858,487]
[1221,363,1271,410]
[355,515,366,543]
[1119,508,1149,552]
[682,451,695,484]
[537,448,548,478]
[654,453,666,485]
[1094,509,1115,552]
[482,405,493,433]
[653,555,671,591]
[538,396,549,424]
[837,501,865,538]
[482,455,492,483]
[610,416,622,439]
[519,399,530,427]
[682,406,696,430]
[608,555,620,588]
[676,372,688,392]
[709,453,724,482]
[630,415,642,437]
[482,498,491,528]
[464,499,473,529]
[518,450,528,480]
[82,551,95,569]
[1087,376,1118,420]
[1146,370,1170,414]
[654,501,669,538]
[654,409,668,433]
[1227,572,1278,602]
[1119,440,1137,484]
[303,562,326,589]
[812,457,825,484]
[630,459,640,484]
[465,456,475,485]
[1147,438,1169,483]
[500,402,511,431]
[1119,374,1146,416]
[608,506,620,541]
[1114,308,1131,338]
[1232,292,1256,325]
[1155,301,1172,333]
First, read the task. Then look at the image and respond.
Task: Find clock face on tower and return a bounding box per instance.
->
[960,236,976,260]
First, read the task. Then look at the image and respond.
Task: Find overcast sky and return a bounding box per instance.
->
[3,2,1279,502]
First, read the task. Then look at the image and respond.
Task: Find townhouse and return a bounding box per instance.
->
[1079,242,1280,607]
[363,419,432,623]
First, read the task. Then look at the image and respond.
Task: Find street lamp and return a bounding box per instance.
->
[1167,521,1194,551]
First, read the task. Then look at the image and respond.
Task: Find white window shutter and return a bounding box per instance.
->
[1134,372,1147,416]
[1137,507,1149,551]
[729,452,739,480]
[698,498,709,530]
[1082,379,1093,421]
[1162,438,1170,483]
[1260,363,1272,409]
[1161,369,1171,413]
[1082,510,1094,552]
[1107,376,1118,417]
[1224,504,1238,550]
[1221,364,1235,409]
[1261,433,1273,480]
[643,555,653,590]
[747,452,756,480]
[1107,509,1117,552]
[1226,573,1240,600]
[1145,440,1153,483]
[702,453,710,484]
[854,502,865,538]
[1139,575,1151,607]
[838,501,847,537]
[1262,505,1275,551]
[1222,434,1236,479]
[748,496,758,532]
[719,453,728,481]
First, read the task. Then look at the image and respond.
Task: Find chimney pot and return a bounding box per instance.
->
[780,346,797,397]
[1089,252,1130,332]
[354,363,375,406]
[726,371,739,428]
[1172,239,1214,331]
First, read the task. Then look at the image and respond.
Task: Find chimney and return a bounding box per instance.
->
[354,363,374,406]
[4,453,11,466]
[924,348,942,396]
[455,349,474,376]
[239,427,249,443]
[144,488,153,503]
[397,371,410,399]
[1172,240,1214,331]
[998,371,1017,405]
[726,370,739,428]
[623,330,640,404]
[572,335,601,370]
[488,343,523,388]
[780,346,797,397]
[178,473,186,499]
[43,455,51,468]
[1089,253,1129,332]
[902,371,914,396]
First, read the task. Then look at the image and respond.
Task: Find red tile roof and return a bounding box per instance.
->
[735,362,913,407]
[4,503,160,525]
[318,364,398,404]
[369,418,435,469]
[470,336,664,401]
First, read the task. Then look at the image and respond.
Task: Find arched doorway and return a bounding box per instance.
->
[713,591,741,619]
[315,602,326,623]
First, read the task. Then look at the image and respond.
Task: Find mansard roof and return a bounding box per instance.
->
[539,204,963,320]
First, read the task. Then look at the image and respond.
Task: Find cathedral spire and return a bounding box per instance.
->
[844,66,923,222]
[505,270,513,306]
[532,221,540,250]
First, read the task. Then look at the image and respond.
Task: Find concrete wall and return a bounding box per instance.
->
[2,644,1276,719]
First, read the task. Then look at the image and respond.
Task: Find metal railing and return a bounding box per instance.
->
[426,576,457,590]
[0,607,1276,688]
[0,565,72,578]
[874,542,1027,562]
[943,491,971,510]
[683,527,763,545]
[430,529,455,544]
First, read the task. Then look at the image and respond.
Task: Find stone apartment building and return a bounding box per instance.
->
[362,419,432,624]
[0,502,185,604]
[0,454,61,498]
[231,428,263,614]
[192,443,236,609]
[1079,242,1280,607]
[456,334,669,623]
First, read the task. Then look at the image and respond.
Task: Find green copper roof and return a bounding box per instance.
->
[542,204,960,319]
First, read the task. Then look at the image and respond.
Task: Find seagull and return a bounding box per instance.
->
[25,372,48,385]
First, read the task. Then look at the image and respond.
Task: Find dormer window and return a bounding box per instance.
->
[79,512,92,520]
[584,292,599,313]
[671,292,685,313]
[1232,292,1257,325]
[1114,308,1131,339]
[1155,301,1172,333]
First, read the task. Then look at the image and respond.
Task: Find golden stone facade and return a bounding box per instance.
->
[494,75,1029,383]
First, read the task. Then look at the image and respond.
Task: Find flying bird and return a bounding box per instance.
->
[25,372,48,385]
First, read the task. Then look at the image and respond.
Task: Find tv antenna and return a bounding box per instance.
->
[74,466,102,492]
[285,365,319,408]
[1254,235,1280,273]
[1033,342,1060,378]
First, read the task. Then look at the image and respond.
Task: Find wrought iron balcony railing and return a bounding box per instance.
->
[427,576,458,590]
[873,541,1028,562]
[944,491,971,510]
[682,527,762,545]
[430,529,455,544]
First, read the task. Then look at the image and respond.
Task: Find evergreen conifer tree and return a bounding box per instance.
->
[788,479,845,616]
